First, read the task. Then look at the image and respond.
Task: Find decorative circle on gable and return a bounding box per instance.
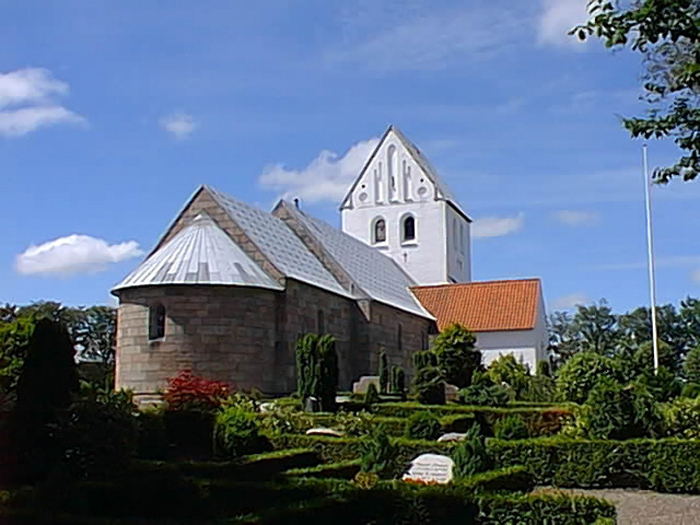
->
[359,192,369,203]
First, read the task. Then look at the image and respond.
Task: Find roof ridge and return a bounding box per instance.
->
[411,278,541,290]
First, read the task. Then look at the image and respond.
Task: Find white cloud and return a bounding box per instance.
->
[327,2,529,71]
[259,138,379,204]
[538,0,590,49]
[0,68,68,108]
[0,68,85,138]
[553,293,590,310]
[160,113,197,139]
[0,106,85,137]
[691,269,700,284]
[16,234,143,276]
[472,213,524,238]
[554,209,599,226]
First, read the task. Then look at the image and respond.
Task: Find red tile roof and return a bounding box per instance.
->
[411,279,541,333]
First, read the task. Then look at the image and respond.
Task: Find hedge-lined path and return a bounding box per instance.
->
[563,489,700,524]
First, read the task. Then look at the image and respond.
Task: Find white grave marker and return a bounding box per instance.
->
[402,453,454,484]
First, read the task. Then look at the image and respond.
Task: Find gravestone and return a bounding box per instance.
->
[305,427,344,438]
[303,396,320,412]
[444,384,459,402]
[437,432,467,443]
[402,453,454,484]
[352,376,380,395]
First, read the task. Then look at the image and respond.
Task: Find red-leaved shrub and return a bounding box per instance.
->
[162,370,230,412]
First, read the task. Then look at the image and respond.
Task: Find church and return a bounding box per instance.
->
[112,126,547,400]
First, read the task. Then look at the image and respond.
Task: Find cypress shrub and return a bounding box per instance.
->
[391,366,405,396]
[378,351,389,394]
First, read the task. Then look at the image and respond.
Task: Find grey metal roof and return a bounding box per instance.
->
[112,213,283,292]
[286,204,434,319]
[206,186,351,298]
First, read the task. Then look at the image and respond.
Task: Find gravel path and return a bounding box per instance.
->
[565,489,700,524]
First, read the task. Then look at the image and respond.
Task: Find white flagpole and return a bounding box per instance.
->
[642,143,659,373]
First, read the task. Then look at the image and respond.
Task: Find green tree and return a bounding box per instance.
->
[684,345,700,383]
[487,354,530,397]
[555,350,622,404]
[13,318,79,481]
[574,0,700,183]
[0,316,34,397]
[432,323,481,388]
[73,305,117,365]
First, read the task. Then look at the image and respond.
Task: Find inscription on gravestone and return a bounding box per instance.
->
[402,453,454,484]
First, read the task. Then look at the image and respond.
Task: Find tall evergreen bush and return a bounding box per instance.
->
[378,350,389,394]
[295,333,338,411]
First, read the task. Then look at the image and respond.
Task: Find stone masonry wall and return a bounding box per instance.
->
[366,302,435,383]
[280,279,363,391]
[116,285,280,396]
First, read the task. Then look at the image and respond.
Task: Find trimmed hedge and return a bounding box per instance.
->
[489,437,700,493]
[144,448,320,482]
[268,434,455,477]
[232,481,614,524]
[371,402,572,437]
[475,492,615,524]
[280,460,362,480]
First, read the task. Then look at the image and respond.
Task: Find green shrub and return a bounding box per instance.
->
[493,414,528,440]
[458,384,510,407]
[489,437,700,493]
[521,374,557,403]
[432,324,482,388]
[555,351,621,404]
[214,407,269,458]
[378,351,389,394]
[635,366,682,402]
[536,360,551,377]
[164,409,215,458]
[404,411,442,441]
[259,406,312,436]
[281,460,361,480]
[662,397,700,439]
[360,426,396,477]
[412,366,446,405]
[136,410,168,460]
[581,378,660,439]
[329,410,375,436]
[682,382,700,399]
[684,345,700,384]
[364,383,379,405]
[634,339,677,374]
[391,366,405,396]
[295,334,338,412]
[452,424,490,478]
[53,384,137,480]
[487,354,530,397]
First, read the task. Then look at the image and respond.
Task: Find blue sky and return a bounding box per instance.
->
[1,0,699,314]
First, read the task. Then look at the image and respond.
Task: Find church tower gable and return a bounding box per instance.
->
[340,126,439,212]
[341,125,472,286]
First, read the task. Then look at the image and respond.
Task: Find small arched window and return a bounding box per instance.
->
[402,216,416,242]
[373,218,386,244]
[149,303,166,341]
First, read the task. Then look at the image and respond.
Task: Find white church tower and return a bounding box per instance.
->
[340,125,472,285]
